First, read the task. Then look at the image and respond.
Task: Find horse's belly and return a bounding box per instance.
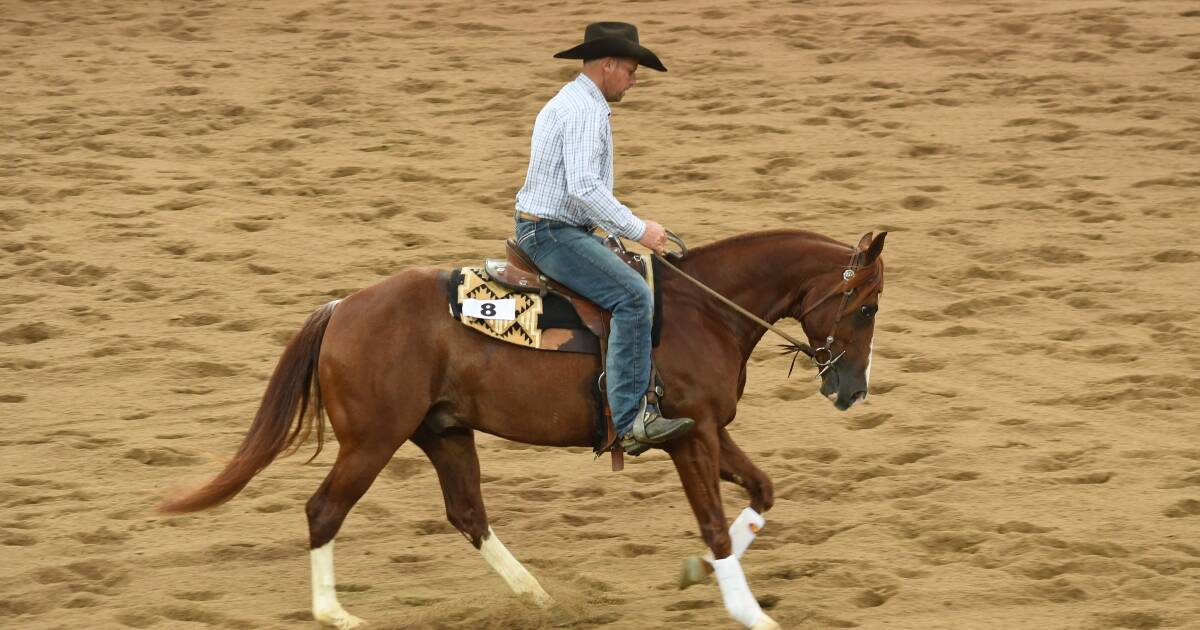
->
[441,338,600,447]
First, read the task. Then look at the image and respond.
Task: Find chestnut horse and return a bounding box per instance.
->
[161,228,887,629]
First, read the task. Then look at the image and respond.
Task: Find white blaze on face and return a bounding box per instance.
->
[864,339,874,397]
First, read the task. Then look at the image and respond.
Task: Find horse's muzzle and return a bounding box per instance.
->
[819,363,866,410]
[833,390,867,411]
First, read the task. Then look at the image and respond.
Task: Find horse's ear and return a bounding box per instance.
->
[856,232,873,252]
[863,231,888,265]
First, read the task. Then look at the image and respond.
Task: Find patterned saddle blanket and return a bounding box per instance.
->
[447,266,601,353]
[446,255,662,354]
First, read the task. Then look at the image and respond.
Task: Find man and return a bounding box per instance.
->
[513,22,694,455]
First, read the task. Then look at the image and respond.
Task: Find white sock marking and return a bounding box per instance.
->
[310,541,364,629]
[479,527,551,606]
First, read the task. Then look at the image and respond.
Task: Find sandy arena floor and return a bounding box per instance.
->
[2,1,1199,628]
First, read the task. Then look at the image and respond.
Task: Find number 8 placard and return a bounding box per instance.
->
[462,298,516,320]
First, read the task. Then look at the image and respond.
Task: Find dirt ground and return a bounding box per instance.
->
[2,0,1198,628]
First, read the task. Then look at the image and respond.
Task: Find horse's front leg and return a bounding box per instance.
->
[718,427,774,514]
[668,428,779,630]
[680,427,772,590]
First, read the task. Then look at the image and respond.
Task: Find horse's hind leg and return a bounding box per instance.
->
[411,424,552,607]
[307,439,401,629]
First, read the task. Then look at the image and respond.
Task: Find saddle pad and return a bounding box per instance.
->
[447,267,598,353]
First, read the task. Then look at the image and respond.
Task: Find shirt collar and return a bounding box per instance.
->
[574,74,611,115]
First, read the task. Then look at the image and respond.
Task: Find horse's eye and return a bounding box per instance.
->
[860,305,876,318]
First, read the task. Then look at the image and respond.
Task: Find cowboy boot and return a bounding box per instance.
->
[620,398,694,455]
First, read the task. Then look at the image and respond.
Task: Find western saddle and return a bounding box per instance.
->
[484,236,658,470]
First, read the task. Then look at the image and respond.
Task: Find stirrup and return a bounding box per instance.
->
[630,398,695,445]
[620,433,653,457]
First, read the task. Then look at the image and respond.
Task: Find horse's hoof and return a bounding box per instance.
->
[314,608,366,629]
[678,555,710,590]
[530,590,554,608]
[751,613,781,630]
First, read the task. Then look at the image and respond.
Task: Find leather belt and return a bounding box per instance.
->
[515,211,596,233]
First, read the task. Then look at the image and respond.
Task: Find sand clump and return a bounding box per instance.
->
[2,1,1199,629]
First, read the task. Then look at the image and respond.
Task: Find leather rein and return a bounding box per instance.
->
[653,233,881,378]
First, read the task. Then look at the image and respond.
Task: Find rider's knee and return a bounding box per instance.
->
[610,278,652,321]
[630,282,653,316]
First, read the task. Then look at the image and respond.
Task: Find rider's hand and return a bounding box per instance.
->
[638,220,668,255]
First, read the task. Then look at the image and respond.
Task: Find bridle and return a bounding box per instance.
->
[791,245,882,376]
[654,234,882,378]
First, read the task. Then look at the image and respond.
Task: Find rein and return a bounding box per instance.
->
[653,237,880,378]
[653,254,815,358]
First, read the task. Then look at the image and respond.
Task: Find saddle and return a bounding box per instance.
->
[500,237,663,470]
[451,235,663,470]
[486,236,648,339]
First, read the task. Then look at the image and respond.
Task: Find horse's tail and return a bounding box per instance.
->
[159,300,340,514]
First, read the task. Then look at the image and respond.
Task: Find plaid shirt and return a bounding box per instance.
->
[514,74,646,241]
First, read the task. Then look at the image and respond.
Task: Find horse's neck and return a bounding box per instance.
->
[676,231,847,357]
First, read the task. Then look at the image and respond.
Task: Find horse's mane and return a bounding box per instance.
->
[686,228,851,261]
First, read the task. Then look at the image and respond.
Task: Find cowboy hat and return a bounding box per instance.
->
[553,22,667,72]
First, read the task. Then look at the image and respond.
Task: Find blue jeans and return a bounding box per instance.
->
[515,218,652,438]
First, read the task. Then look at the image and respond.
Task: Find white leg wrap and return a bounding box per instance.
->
[704,507,767,563]
[479,527,552,607]
[730,507,766,558]
[310,541,365,629]
[711,555,766,628]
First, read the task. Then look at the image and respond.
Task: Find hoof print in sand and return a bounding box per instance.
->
[123,447,201,467]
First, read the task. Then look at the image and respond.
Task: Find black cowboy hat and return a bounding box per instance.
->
[554,22,667,72]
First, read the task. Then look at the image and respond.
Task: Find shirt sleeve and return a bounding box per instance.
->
[559,109,647,241]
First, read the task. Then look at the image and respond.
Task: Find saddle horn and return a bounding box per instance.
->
[665,230,688,261]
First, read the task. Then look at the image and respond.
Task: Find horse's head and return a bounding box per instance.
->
[794,232,887,411]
